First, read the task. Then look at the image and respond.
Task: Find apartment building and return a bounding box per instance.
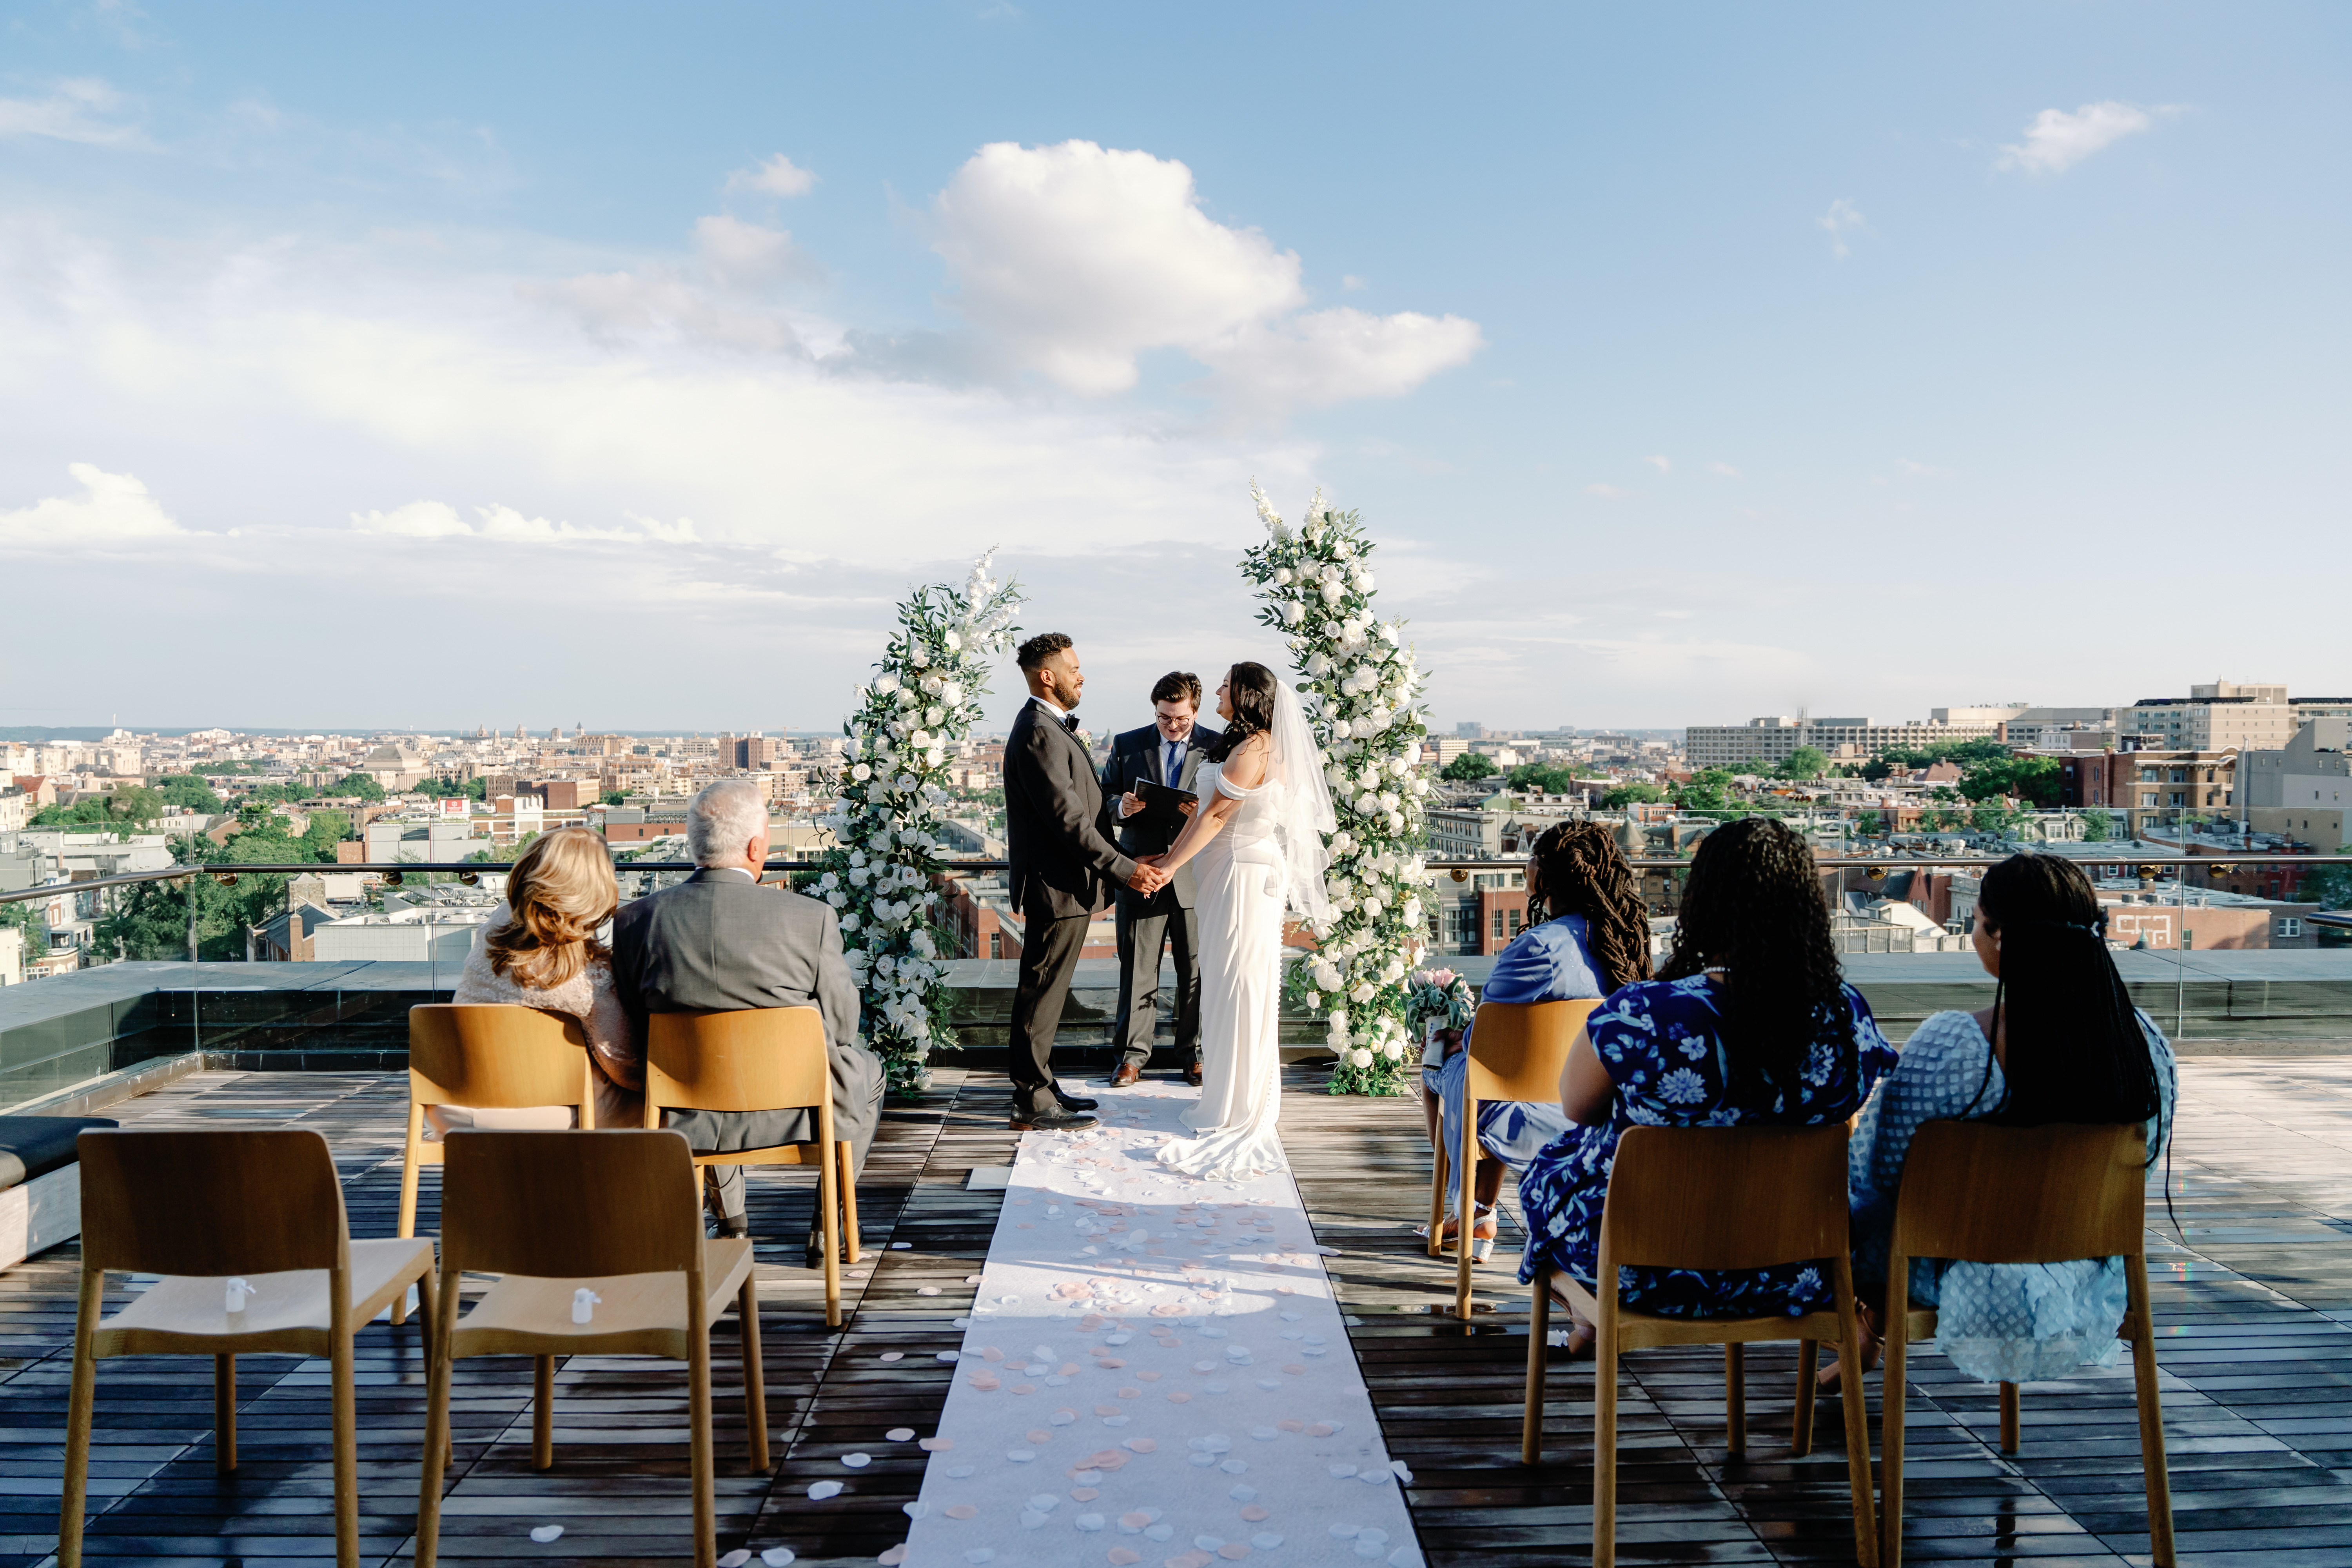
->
[1684,714,2001,770]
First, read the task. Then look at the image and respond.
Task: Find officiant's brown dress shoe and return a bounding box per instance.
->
[1109,1062,1142,1088]
[1183,1061,1203,1087]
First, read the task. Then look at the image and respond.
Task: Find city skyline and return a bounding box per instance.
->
[4,4,2348,729]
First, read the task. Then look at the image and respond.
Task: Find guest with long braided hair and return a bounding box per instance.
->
[1516,817,1899,1352]
[1417,822,1653,1262]
[1842,853,2175,1388]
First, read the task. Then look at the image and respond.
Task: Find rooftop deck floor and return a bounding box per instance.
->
[1,1057,2348,1566]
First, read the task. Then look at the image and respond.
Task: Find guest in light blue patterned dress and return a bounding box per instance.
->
[1419,824,1654,1258]
[1517,819,1899,1345]
[1848,853,2176,1385]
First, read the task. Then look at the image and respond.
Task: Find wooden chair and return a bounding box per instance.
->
[60,1129,437,1568]
[414,1129,765,1568]
[1879,1122,2171,1568]
[642,1007,858,1327]
[1432,998,1600,1319]
[399,1003,601,1242]
[1524,1124,1878,1568]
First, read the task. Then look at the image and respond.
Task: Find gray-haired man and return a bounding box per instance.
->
[612,779,885,1259]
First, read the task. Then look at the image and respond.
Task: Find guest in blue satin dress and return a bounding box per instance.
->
[1517,818,1900,1349]
[1846,852,2175,1387]
[1419,823,1655,1259]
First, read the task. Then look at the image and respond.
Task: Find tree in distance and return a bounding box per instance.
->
[1601,783,1667,808]
[1440,751,1498,782]
[1776,746,1830,780]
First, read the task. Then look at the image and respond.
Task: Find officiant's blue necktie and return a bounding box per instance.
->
[1164,740,1181,786]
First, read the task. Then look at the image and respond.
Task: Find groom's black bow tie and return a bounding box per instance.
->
[1060,712,1079,733]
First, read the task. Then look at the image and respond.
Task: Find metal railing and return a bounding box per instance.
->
[6,853,2349,907]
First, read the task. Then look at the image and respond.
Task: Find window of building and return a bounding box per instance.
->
[989,932,1003,960]
[1492,907,1506,940]
[1508,909,1524,939]
[2170,791,2185,807]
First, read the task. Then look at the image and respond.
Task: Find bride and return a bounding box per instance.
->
[1144,662,1335,1182]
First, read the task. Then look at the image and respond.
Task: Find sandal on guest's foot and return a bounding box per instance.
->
[1813,1306,1884,1393]
[1413,1202,1499,1263]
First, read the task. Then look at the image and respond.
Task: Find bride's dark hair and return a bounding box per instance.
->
[1207,661,1279,762]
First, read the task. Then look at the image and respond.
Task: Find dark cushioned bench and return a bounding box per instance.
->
[0,1116,120,1192]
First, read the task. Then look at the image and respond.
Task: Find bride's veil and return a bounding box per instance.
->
[1266,678,1337,926]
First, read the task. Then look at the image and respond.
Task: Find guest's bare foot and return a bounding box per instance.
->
[1544,1280,1597,1359]
[1815,1304,1884,1392]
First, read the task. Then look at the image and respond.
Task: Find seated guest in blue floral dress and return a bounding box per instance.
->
[1419,823,1653,1261]
[1517,818,1899,1352]
[1845,853,2174,1387]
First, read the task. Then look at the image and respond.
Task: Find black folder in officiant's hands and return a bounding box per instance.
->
[1132,778,1199,835]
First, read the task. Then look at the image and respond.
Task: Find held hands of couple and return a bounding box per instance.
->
[1127,855,1172,895]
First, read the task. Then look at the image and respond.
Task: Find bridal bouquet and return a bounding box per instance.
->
[1240,483,1434,1097]
[814,550,1024,1096]
[1403,967,1478,1067]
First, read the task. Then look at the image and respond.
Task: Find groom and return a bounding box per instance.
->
[1002,632,1168,1131]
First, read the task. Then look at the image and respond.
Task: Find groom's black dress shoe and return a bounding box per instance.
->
[1183,1060,1203,1087]
[1012,1106,1099,1132]
[1055,1089,1100,1111]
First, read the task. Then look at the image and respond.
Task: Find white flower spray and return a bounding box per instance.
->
[818,549,1026,1096]
[1240,483,1433,1096]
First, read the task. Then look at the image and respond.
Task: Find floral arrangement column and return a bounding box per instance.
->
[814,551,1025,1096]
[1239,484,1435,1094]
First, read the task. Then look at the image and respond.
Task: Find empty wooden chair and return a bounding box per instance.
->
[1524,1124,1877,1568]
[642,1007,858,1327]
[1433,998,1600,1319]
[1879,1122,2171,1568]
[60,1129,437,1568]
[414,1129,765,1568]
[399,1003,601,1241]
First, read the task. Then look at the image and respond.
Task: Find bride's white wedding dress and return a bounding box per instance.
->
[1156,759,1290,1181]
[1158,680,1336,1185]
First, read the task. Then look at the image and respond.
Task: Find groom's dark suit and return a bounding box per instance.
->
[1002,697,1138,1115]
[1097,721,1223,1072]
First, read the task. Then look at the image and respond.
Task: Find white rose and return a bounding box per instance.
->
[942,682,964,704]
[1402,897,1423,924]
[1319,581,1342,606]
[1313,960,1343,990]
[1349,1048,1374,1068]
[1387,809,1405,832]
[850,763,871,780]
[1274,566,1294,586]
[1349,982,1376,1004]
[840,913,860,932]
[1381,1040,1404,1060]
[1379,790,1400,811]
[826,889,846,908]
[1281,601,1304,626]
[944,630,963,650]
[875,674,900,695]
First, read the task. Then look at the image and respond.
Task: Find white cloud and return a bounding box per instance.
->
[691,214,820,288]
[1996,102,2155,175]
[1585,483,1629,500]
[1341,274,1369,292]
[1708,461,1741,478]
[1642,454,1671,475]
[929,140,1479,408]
[1817,198,1867,260]
[350,502,684,543]
[0,463,185,548]
[726,153,819,198]
[0,79,144,147]
[1895,457,1954,479]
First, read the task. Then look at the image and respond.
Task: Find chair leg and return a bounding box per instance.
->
[2128,1261,2176,1568]
[819,1131,843,1330]
[533,1354,556,1470]
[1831,1259,1879,1568]
[394,1108,423,1326]
[1791,1339,1818,1457]
[1521,1265,1550,1464]
[331,1327,359,1568]
[416,1259,447,1473]
[1724,1343,1746,1458]
[838,1142,861,1266]
[57,1267,102,1568]
[415,1271,460,1568]
[214,1354,237,1473]
[1455,1092,1477,1321]
[1881,1291,1909,1568]
[1427,1134,1448,1259]
[1999,1381,2020,1453]
[739,1272,770,1471]
[1593,1308,1619,1568]
[691,1299,717,1568]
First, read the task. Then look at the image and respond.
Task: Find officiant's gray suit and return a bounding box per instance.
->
[611,867,885,1222]
[1097,721,1223,1072]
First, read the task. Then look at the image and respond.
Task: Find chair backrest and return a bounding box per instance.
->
[1601,1124,1850,1272]
[440,1129,703,1279]
[408,1004,593,1115]
[76,1129,347,1277]
[1889,1121,2147,1265]
[1464,998,1603,1103]
[644,1007,829,1115]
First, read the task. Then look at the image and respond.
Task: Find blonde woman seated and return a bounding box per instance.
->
[439,826,643,1135]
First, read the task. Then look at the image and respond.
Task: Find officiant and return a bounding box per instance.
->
[1098,671,1223,1087]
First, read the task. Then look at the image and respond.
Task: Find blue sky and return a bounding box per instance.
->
[3,2,2346,736]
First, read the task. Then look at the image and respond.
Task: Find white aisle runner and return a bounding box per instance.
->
[889,1079,1423,1568]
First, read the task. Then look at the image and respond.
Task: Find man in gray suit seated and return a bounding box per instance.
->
[612,778,884,1256]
